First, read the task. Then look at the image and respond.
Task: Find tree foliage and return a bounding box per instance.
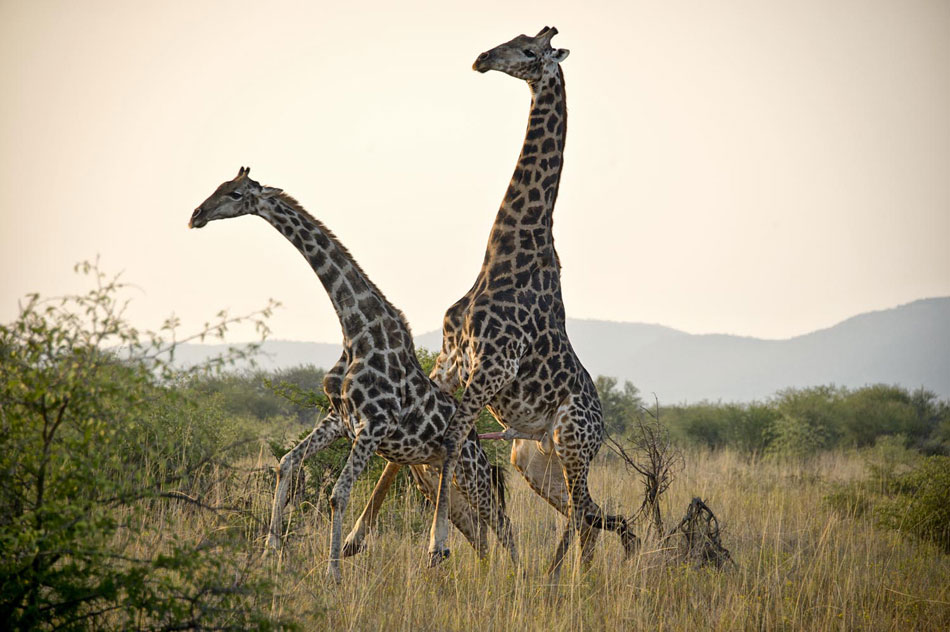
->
[591,375,949,458]
[0,261,290,630]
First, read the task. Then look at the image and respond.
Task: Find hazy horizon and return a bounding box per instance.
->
[170,297,950,401]
[2,1,948,344]
[163,296,949,345]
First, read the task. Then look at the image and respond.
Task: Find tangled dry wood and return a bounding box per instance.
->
[606,400,734,569]
[664,497,735,569]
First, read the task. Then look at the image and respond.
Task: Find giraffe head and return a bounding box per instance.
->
[472,26,568,82]
[189,166,282,228]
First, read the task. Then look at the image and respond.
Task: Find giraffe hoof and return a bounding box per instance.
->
[341,538,366,558]
[621,531,640,559]
[428,549,450,567]
[325,565,343,584]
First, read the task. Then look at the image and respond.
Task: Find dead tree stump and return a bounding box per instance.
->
[665,497,734,569]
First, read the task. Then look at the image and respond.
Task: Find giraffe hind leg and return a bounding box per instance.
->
[428,355,522,565]
[341,461,401,557]
[559,454,639,567]
[412,463,490,556]
[453,439,519,566]
[343,462,489,558]
[511,434,626,573]
[510,437,584,573]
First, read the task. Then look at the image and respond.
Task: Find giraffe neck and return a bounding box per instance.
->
[257,195,402,341]
[483,66,567,272]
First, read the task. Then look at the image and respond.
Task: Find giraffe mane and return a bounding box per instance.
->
[272,192,415,343]
[548,64,566,273]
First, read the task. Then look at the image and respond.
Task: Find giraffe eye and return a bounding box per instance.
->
[228,191,243,200]
[523,49,537,58]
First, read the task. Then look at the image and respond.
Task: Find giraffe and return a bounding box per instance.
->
[420,26,640,573]
[188,167,518,582]
[351,26,639,573]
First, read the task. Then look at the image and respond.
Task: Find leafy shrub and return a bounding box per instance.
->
[655,385,949,457]
[877,456,950,553]
[0,262,290,630]
[826,443,950,553]
[766,386,844,458]
[192,365,326,426]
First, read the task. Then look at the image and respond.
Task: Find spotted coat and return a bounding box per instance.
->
[189,168,517,582]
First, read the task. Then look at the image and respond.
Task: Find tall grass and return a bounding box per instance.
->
[147,448,950,631]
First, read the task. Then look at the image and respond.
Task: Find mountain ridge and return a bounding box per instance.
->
[172,297,950,402]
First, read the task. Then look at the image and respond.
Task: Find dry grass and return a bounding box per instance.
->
[168,448,950,631]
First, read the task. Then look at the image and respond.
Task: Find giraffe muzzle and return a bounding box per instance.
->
[189,207,207,229]
[473,52,491,73]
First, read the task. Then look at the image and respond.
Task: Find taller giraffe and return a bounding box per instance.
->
[426,27,639,572]
[189,168,517,581]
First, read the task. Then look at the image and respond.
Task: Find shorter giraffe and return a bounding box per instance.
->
[189,167,518,582]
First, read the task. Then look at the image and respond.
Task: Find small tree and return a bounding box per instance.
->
[606,400,682,537]
[768,386,845,459]
[595,375,643,437]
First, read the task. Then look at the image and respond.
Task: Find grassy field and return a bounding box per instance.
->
[194,447,950,631]
[8,275,947,629]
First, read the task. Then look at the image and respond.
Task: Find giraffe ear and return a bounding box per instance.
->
[551,48,569,63]
[261,186,282,198]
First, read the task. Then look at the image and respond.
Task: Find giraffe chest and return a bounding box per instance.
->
[489,354,575,430]
[331,377,454,466]
[454,327,580,432]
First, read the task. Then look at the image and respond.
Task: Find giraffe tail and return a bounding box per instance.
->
[489,463,508,512]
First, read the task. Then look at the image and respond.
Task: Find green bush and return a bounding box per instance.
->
[766,386,844,458]
[826,443,950,553]
[0,262,290,630]
[654,385,949,457]
[192,365,326,426]
[878,456,950,553]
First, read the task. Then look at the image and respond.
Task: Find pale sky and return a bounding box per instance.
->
[1,0,948,343]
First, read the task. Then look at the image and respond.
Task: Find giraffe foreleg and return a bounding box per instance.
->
[266,414,345,553]
[326,427,383,583]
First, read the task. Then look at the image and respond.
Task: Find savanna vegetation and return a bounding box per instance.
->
[2,263,948,630]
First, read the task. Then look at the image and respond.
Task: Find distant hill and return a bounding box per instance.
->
[175,297,950,403]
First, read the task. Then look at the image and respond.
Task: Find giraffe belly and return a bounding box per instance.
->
[488,390,560,436]
[486,347,579,434]
[375,438,442,465]
[375,406,448,466]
